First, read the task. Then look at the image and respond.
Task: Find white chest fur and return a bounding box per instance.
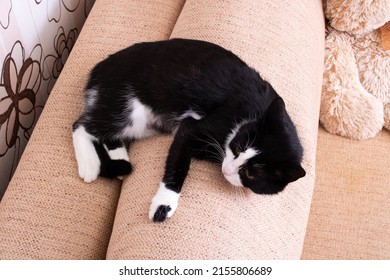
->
[120,98,159,139]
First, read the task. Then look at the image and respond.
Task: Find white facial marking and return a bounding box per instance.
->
[121,98,157,139]
[72,126,100,183]
[222,147,259,187]
[222,120,259,187]
[224,119,253,150]
[149,182,180,221]
[177,110,203,121]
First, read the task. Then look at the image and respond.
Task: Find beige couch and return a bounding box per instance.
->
[0,0,389,260]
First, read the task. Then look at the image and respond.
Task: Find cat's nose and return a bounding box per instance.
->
[222,167,228,176]
[222,165,234,176]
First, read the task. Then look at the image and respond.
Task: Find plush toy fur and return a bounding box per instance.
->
[321,0,390,140]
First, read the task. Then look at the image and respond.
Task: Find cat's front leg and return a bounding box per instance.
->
[149,182,181,222]
[149,120,195,222]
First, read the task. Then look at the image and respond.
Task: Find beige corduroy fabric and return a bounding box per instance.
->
[302,127,390,259]
[106,0,325,259]
[0,0,185,260]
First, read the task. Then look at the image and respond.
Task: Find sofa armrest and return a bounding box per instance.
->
[0,0,185,259]
[106,0,325,259]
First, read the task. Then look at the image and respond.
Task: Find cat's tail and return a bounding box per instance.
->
[72,123,132,182]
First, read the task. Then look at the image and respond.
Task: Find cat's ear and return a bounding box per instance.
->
[269,96,285,112]
[267,97,286,122]
[260,97,286,132]
[272,163,306,183]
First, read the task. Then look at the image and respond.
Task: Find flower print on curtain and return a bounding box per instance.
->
[0,41,43,183]
[35,0,81,23]
[0,0,12,29]
[0,0,96,199]
[43,27,78,93]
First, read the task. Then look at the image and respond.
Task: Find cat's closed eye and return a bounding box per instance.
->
[252,163,265,168]
[244,168,255,180]
[244,164,266,179]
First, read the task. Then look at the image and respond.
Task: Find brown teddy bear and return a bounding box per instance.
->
[320,0,390,140]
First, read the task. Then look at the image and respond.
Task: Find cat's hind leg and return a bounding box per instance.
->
[99,139,133,179]
[72,123,132,182]
[72,124,101,183]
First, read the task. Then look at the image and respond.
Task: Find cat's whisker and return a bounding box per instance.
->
[203,154,223,164]
[232,141,243,154]
[239,186,245,201]
[234,186,240,199]
[232,185,245,202]
[194,141,224,161]
[249,134,257,149]
[245,130,250,149]
[195,131,226,162]
[203,132,226,156]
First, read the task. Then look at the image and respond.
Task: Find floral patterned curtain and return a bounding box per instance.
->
[0,0,95,199]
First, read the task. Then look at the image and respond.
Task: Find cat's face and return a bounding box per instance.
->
[222,98,306,194]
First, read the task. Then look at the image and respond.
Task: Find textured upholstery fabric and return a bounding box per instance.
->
[0,0,185,259]
[0,0,327,260]
[1,0,386,260]
[302,127,390,259]
[106,0,325,259]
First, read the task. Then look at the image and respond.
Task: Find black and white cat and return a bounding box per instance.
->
[72,38,306,222]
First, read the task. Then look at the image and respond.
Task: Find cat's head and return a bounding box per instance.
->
[222,97,305,194]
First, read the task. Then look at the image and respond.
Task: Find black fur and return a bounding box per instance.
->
[94,143,133,179]
[73,38,305,221]
[153,205,172,223]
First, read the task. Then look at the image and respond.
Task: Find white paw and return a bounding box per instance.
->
[73,126,101,183]
[78,153,100,183]
[149,182,180,222]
